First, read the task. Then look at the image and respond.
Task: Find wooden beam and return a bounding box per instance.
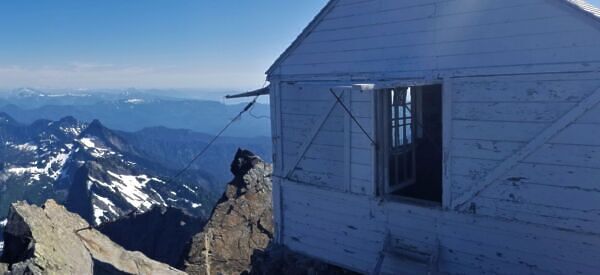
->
[344,88,352,193]
[225,86,269,99]
[453,86,600,210]
[284,90,345,178]
[442,79,454,210]
[270,81,284,244]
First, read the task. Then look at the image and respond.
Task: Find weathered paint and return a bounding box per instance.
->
[268,0,600,274]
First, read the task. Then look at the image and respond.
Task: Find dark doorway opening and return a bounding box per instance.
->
[385,84,443,203]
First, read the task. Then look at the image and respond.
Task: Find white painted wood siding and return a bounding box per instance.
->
[449,73,600,236]
[270,0,600,78]
[279,82,375,194]
[273,73,600,274]
[280,180,600,274]
[269,1,600,273]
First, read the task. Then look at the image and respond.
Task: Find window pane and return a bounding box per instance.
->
[390,88,413,149]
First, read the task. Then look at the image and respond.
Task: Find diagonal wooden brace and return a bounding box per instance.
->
[453,87,600,210]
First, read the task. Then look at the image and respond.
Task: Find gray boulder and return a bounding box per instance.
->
[0,200,185,275]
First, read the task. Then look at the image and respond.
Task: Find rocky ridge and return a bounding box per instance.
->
[0,200,184,274]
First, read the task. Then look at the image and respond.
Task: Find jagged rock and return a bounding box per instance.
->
[0,200,185,275]
[2,200,93,274]
[184,149,273,275]
[6,259,43,275]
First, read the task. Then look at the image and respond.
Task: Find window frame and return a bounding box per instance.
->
[386,87,419,193]
[373,80,451,208]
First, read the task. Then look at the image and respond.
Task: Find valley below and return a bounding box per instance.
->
[0,111,270,253]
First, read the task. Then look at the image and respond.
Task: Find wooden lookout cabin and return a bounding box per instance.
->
[263,0,600,273]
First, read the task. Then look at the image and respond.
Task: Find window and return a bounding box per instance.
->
[389,87,416,191]
[377,84,443,203]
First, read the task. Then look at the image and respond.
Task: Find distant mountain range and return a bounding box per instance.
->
[0,113,270,231]
[0,87,271,138]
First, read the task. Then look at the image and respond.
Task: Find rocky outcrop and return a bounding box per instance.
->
[0,200,185,274]
[184,149,273,275]
[97,206,205,268]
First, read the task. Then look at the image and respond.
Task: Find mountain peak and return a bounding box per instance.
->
[76,118,139,159]
[11,87,47,97]
[88,119,103,127]
[77,119,118,148]
[80,119,107,136]
[52,116,85,137]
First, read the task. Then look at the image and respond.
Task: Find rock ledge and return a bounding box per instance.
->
[1,200,184,275]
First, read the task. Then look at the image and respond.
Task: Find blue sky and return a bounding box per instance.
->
[0,0,598,90]
[0,0,327,90]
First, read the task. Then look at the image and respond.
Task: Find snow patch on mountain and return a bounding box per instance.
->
[92,194,119,225]
[125,98,144,104]
[137,174,165,184]
[0,218,6,253]
[6,151,70,184]
[182,184,196,193]
[77,137,115,158]
[87,175,118,194]
[7,142,38,152]
[105,171,163,210]
[60,125,84,136]
[79,137,96,148]
[85,171,170,225]
[93,204,108,225]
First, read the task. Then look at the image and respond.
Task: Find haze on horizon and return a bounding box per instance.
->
[0,1,327,91]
